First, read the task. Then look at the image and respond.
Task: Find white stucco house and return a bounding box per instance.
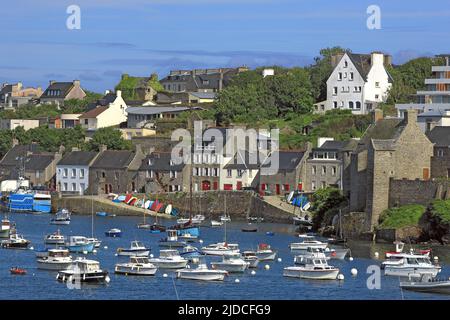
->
[56,150,99,195]
[220,150,261,191]
[314,52,393,115]
[79,90,127,131]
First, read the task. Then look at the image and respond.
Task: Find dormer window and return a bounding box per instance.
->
[148,159,153,166]
[344,60,348,67]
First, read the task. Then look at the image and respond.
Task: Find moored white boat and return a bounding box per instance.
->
[211,220,223,227]
[289,236,328,251]
[1,233,30,249]
[400,273,450,294]
[44,230,66,245]
[37,248,73,270]
[115,256,157,276]
[148,249,188,269]
[256,243,277,261]
[201,242,240,256]
[50,209,71,225]
[177,215,205,225]
[56,258,110,284]
[383,254,441,277]
[105,228,122,237]
[211,252,249,273]
[117,241,150,257]
[241,251,259,268]
[283,257,339,280]
[220,214,231,222]
[159,229,186,247]
[65,236,94,253]
[86,238,102,248]
[176,263,228,281]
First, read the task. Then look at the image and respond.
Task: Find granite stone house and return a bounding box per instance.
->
[426,126,450,179]
[138,152,189,193]
[0,82,42,109]
[39,80,86,106]
[56,150,99,195]
[349,109,433,230]
[88,145,145,194]
[258,150,309,196]
[0,143,62,189]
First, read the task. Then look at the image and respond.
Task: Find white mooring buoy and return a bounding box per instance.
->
[374,252,379,258]
[264,264,270,270]
[338,274,345,280]
[351,268,358,276]
[235,279,240,283]
[349,257,354,261]
[103,246,108,250]
[277,258,282,262]
[251,270,256,275]
[163,273,168,278]
[93,249,97,254]
[150,254,154,258]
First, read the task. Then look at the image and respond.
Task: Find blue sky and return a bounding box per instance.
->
[1,0,449,92]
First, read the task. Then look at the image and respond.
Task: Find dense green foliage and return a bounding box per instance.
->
[385,56,445,105]
[214,67,314,125]
[379,204,425,229]
[428,200,450,224]
[115,73,163,100]
[310,187,347,229]
[88,127,132,151]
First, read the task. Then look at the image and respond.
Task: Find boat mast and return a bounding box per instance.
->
[339,209,343,239]
[91,188,94,238]
[224,193,227,243]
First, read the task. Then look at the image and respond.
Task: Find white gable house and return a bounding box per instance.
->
[315,52,393,115]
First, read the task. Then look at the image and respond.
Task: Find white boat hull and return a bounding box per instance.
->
[114,265,157,276]
[326,248,349,260]
[148,259,188,269]
[257,251,277,261]
[384,266,441,278]
[210,262,248,273]
[243,258,259,268]
[283,267,339,280]
[202,249,240,256]
[176,270,227,281]
[117,250,150,257]
[400,281,450,294]
[290,243,328,251]
[37,260,73,271]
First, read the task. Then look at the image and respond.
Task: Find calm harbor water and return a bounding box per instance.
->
[0,212,449,300]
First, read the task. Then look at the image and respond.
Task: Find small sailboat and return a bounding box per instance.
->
[50,208,71,225]
[137,195,153,229]
[88,193,101,247]
[116,241,150,257]
[114,256,157,276]
[241,251,259,268]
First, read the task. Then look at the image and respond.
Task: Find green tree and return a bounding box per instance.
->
[0,130,12,157]
[310,187,347,229]
[88,127,132,151]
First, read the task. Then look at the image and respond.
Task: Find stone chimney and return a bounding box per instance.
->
[370,52,384,67]
[116,90,122,98]
[384,54,392,67]
[372,109,383,123]
[49,80,56,86]
[404,109,418,125]
[73,80,80,87]
[331,53,344,68]
[99,144,107,152]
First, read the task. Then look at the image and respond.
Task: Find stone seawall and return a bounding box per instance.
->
[389,178,450,207]
[53,191,295,223]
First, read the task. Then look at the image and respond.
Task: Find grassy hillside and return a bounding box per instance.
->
[379,204,425,229]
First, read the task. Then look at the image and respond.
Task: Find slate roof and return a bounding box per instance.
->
[79,105,108,118]
[91,150,135,169]
[160,68,241,91]
[361,118,404,142]
[371,139,396,151]
[139,152,185,171]
[40,82,74,99]
[57,151,98,166]
[426,126,450,147]
[0,144,39,166]
[224,150,263,170]
[317,140,347,150]
[346,53,393,83]
[261,151,304,171]
[86,92,118,111]
[24,154,55,170]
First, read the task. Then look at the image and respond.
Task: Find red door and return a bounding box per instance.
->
[276,184,280,195]
[202,180,211,191]
[236,181,242,190]
[224,184,233,191]
[298,183,303,191]
[284,184,290,192]
[213,181,218,190]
